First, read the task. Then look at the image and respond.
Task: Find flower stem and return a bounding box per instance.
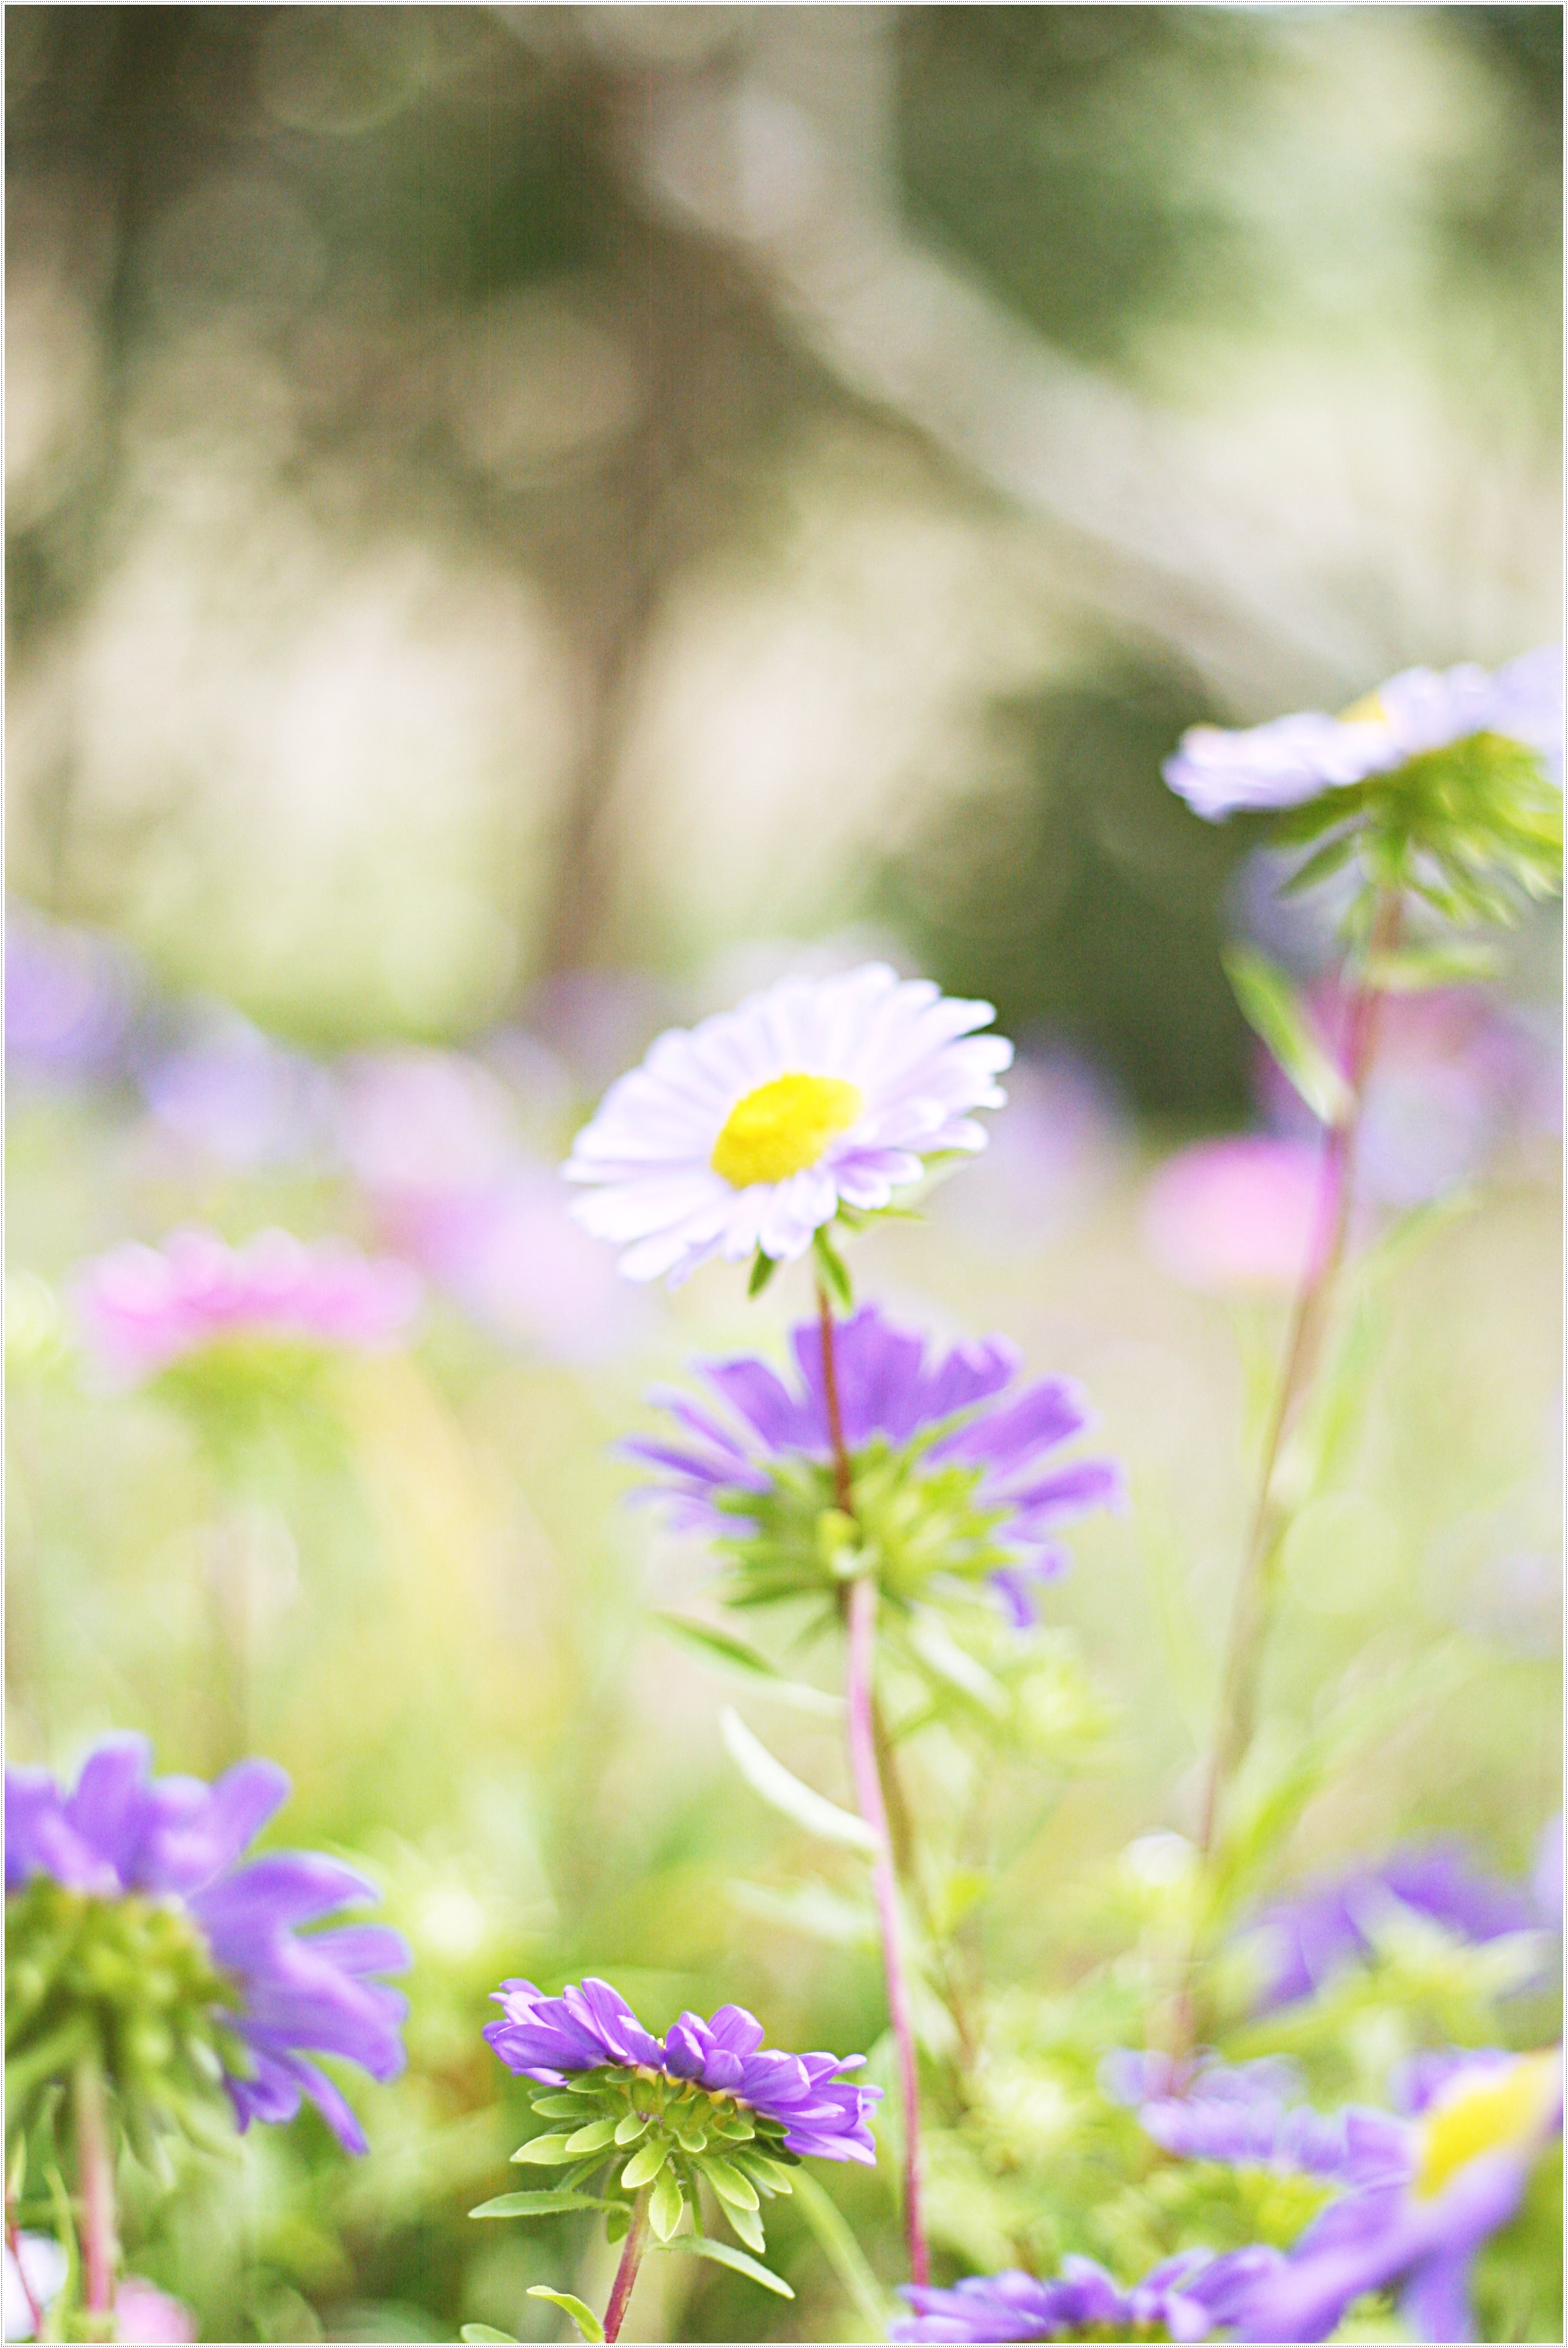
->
[72,2050,118,2325]
[602,2188,650,2344]
[817,1281,931,2285]
[1171,889,1401,2052]
[5,2211,46,2343]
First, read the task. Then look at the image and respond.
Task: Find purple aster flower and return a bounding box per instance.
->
[1245,1840,1542,2012]
[5,1736,409,2154]
[484,1977,880,2164]
[1136,2060,1406,2187]
[6,903,140,1089]
[1224,2048,1562,2345]
[136,1011,333,1170]
[628,1303,1123,1627]
[891,2248,1288,2343]
[72,1227,421,1384]
[1164,649,1563,821]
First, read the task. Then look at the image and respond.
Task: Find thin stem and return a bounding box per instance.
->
[5,2211,46,2342]
[848,1573,930,2285]
[816,1281,930,2284]
[602,2188,651,2345]
[1170,889,1402,2053]
[72,2052,118,2323]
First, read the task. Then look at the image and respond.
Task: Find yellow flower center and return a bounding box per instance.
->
[1413,2052,1560,2201]
[1339,692,1386,723]
[710,1073,864,1189]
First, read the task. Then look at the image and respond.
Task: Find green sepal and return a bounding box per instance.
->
[1362,940,1502,991]
[614,2110,649,2145]
[720,2194,768,2253]
[531,2093,595,2120]
[655,2233,795,2298]
[649,2162,685,2241]
[511,2132,578,2165]
[701,2154,760,2211]
[564,2119,617,2154]
[747,1248,781,1298]
[812,1225,854,1309]
[735,2149,795,2195]
[470,2190,609,2219]
[526,2288,605,2343]
[620,2136,669,2188]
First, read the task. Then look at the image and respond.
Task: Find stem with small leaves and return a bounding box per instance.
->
[1170,888,1402,2056]
[817,1280,931,2286]
[602,2188,651,2344]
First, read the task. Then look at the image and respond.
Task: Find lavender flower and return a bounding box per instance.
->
[5,1736,409,2154]
[1164,650,1563,822]
[891,2249,1287,2343]
[6,904,138,1089]
[485,1977,879,2164]
[1136,2060,1405,2186]
[628,1303,1123,1627]
[1226,2048,1563,2345]
[1245,1841,1542,2011]
[73,1227,421,1384]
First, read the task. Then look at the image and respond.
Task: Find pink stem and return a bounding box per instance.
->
[602,2188,650,2344]
[72,2054,117,2322]
[5,2214,46,2341]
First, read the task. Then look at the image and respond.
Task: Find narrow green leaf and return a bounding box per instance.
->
[620,2136,669,2188]
[736,2149,795,2195]
[906,1608,1008,1715]
[511,2133,578,2165]
[790,2168,894,2334]
[1279,829,1358,895]
[649,2163,685,2242]
[527,2288,605,2343]
[565,2119,617,2154]
[532,2094,594,2120]
[722,2196,768,2254]
[470,2190,608,2219]
[1362,941,1502,992]
[701,2154,760,2211]
[718,1708,878,1853]
[652,1615,841,1713]
[1223,946,1352,1125]
[657,2234,795,2299]
[812,1225,854,1309]
[461,2326,523,2343]
[747,1248,781,1298]
[614,2111,649,2145]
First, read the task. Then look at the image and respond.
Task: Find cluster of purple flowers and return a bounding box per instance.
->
[5,1737,409,2153]
[891,2249,1286,2343]
[485,1977,879,2165]
[630,1302,1124,1626]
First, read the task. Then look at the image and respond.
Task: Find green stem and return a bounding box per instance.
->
[1171,888,1402,2052]
[602,2188,650,2344]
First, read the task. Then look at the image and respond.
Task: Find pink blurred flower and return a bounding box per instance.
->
[74,1228,421,1383]
[1143,1136,1327,1293]
[112,2280,198,2344]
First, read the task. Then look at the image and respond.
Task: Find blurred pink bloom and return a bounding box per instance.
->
[112,2280,198,2344]
[74,1227,421,1382]
[1143,1136,1326,1293]
[338,1048,649,1361]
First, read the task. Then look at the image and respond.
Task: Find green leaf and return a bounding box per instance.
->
[1223,946,1352,1125]
[527,2288,605,2343]
[620,2136,670,2188]
[471,2190,609,2219]
[614,2111,649,2145]
[651,1616,841,1715]
[812,1225,854,1309]
[735,2149,795,2195]
[1361,941,1502,991]
[701,2154,760,2211]
[906,1608,1008,1715]
[718,1708,878,1853]
[656,2234,795,2299]
[722,2195,768,2253]
[789,2169,894,2334]
[532,2094,594,2120]
[511,2133,578,2165]
[462,2327,523,2343]
[565,2119,617,2154]
[649,2162,685,2241]
[748,1248,781,1298]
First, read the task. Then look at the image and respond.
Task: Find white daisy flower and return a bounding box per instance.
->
[563,963,1013,1283]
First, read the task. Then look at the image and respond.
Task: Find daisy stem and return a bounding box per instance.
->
[1172,886,1402,2051]
[603,2188,651,2344]
[5,2209,46,2343]
[72,2049,118,2324]
[817,1280,931,2286]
